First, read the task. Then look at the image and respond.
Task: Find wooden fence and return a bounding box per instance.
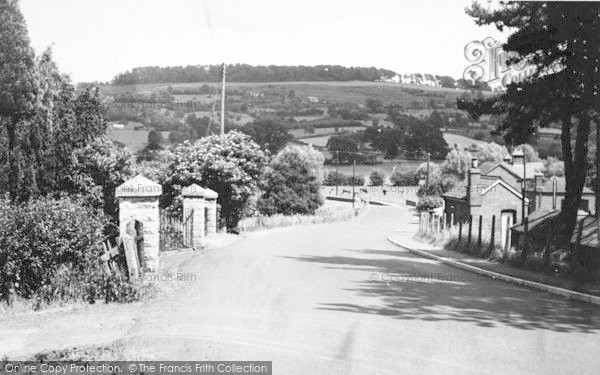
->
[419,212,512,254]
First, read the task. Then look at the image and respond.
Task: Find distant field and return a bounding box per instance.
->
[107,128,170,152]
[100,81,473,106]
[300,136,330,148]
[443,132,486,150]
[325,159,422,181]
[292,125,365,139]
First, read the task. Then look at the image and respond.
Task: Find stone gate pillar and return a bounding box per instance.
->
[204,188,219,235]
[182,184,206,248]
[116,175,162,272]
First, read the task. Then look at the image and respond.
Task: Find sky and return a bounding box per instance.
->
[19,0,507,83]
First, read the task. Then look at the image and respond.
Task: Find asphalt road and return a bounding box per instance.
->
[118,205,600,374]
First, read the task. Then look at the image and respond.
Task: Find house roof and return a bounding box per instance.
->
[482,178,529,202]
[442,175,527,201]
[537,177,594,195]
[480,161,544,181]
[571,216,600,248]
[511,209,559,233]
[480,162,522,180]
[511,210,597,247]
[511,162,545,180]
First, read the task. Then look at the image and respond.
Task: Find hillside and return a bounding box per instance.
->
[111,64,398,85]
[108,64,472,90]
[99,80,471,106]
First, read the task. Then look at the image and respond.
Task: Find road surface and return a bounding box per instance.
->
[118,205,600,374]
[3,205,599,373]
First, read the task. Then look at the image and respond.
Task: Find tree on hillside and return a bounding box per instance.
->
[428,111,445,128]
[369,170,386,186]
[463,2,600,235]
[147,129,163,150]
[257,145,324,216]
[401,120,449,159]
[327,134,360,164]
[238,119,292,154]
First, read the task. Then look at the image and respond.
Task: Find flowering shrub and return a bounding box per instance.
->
[163,131,267,230]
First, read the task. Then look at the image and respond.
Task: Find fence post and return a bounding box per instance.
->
[521,217,529,258]
[467,215,473,244]
[490,215,496,251]
[477,215,483,248]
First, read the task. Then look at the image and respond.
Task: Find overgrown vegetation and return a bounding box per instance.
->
[257,145,324,215]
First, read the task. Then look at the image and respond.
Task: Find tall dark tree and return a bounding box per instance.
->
[238,119,292,154]
[0,0,38,200]
[463,2,600,236]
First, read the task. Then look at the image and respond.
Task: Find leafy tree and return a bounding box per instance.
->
[473,131,486,141]
[164,131,267,230]
[543,156,565,178]
[238,119,292,154]
[415,162,440,182]
[0,0,43,200]
[327,134,359,164]
[428,111,445,128]
[67,137,134,228]
[147,129,163,150]
[474,142,509,163]
[392,114,448,159]
[516,143,540,162]
[416,196,444,212]
[418,173,460,197]
[369,170,386,186]
[464,2,600,235]
[441,149,474,179]
[323,170,345,186]
[390,170,418,186]
[257,145,324,215]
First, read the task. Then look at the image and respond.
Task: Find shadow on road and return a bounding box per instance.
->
[284,249,600,333]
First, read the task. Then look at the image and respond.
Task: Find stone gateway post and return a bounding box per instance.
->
[182,184,206,248]
[116,175,162,272]
[203,187,219,236]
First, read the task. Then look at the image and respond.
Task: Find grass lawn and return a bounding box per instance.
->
[443,132,487,150]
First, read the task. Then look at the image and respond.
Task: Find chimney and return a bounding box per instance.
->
[512,148,524,166]
[503,154,512,165]
[534,173,544,209]
[467,158,481,208]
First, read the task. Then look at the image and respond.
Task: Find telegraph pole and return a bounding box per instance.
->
[335,150,339,196]
[425,151,430,192]
[352,159,356,208]
[522,153,527,222]
[220,63,226,136]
